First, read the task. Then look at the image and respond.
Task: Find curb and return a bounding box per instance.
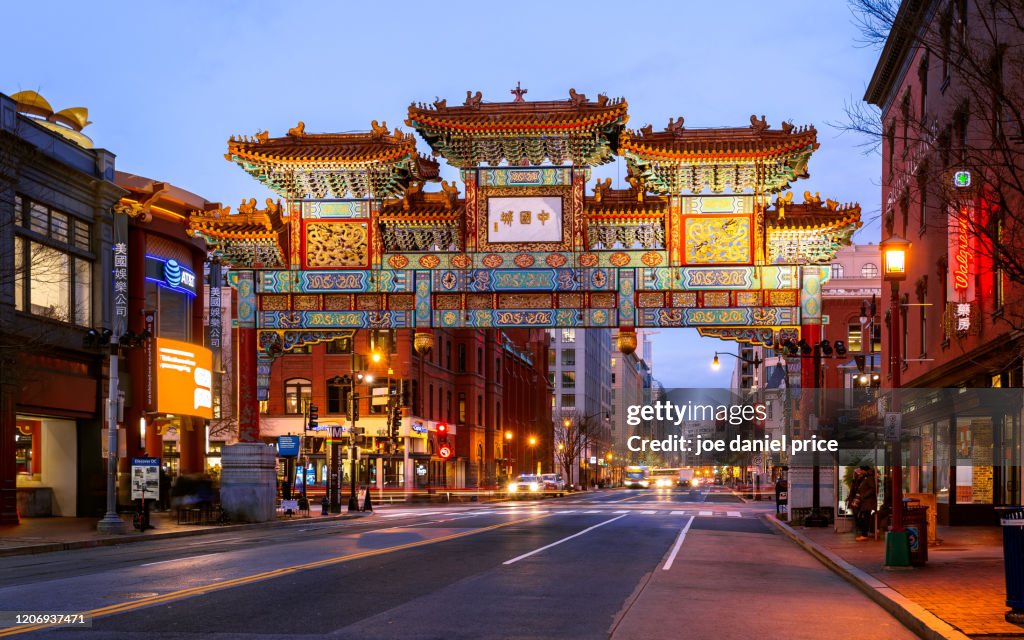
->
[764,515,970,640]
[0,511,372,558]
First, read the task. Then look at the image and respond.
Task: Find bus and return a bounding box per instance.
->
[623,466,650,488]
[649,467,678,489]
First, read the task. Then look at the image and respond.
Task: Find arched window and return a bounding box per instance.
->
[831,263,844,279]
[284,378,311,415]
[862,263,879,278]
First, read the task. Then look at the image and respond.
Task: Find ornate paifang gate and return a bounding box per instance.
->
[190,90,861,442]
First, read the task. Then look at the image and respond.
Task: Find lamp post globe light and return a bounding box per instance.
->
[880,234,911,567]
[504,430,513,480]
[528,436,537,475]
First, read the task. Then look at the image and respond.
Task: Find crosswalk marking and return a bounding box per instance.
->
[699,510,713,517]
[670,510,688,515]
[727,511,741,518]
[640,510,657,514]
[584,510,602,514]
[613,510,630,514]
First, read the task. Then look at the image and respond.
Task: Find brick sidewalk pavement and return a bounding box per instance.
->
[775,516,1023,638]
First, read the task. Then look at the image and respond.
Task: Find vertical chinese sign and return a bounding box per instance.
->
[206,261,223,417]
[113,242,128,336]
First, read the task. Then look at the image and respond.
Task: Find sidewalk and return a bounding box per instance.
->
[0,509,368,557]
[769,515,1023,639]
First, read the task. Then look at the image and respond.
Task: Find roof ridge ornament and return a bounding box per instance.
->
[287,121,305,137]
[568,88,588,107]
[511,82,527,103]
[464,91,483,109]
[666,117,684,133]
[750,114,770,132]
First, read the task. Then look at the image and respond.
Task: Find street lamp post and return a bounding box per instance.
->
[504,431,513,480]
[881,234,911,567]
[95,329,125,535]
[528,436,537,475]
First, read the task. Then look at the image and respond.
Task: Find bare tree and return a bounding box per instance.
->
[841,0,1024,328]
[554,414,601,489]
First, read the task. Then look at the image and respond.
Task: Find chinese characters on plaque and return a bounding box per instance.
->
[113,243,128,335]
[487,196,562,243]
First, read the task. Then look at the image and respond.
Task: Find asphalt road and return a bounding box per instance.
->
[0,488,919,639]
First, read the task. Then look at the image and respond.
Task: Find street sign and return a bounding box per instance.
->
[439,443,454,460]
[277,435,300,457]
[131,457,160,500]
[884,412,902,441]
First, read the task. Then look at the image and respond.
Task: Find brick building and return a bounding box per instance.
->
[866,0,1024,523]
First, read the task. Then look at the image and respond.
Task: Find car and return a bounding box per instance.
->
[507,474,543,498]
[540,473,566,494]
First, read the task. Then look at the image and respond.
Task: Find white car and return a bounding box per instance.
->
[508,474,542,497]
[540,474,566,494]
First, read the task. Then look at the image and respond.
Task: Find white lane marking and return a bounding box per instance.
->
[699,510,713,517]
[558,510,576,514]
[640,510,657,515]
[142,552,221,567]
[613,510,630,514]
[662,516,695,571]
[503,515,628,565]
[584,510,602,514]
[727,511,742,518]
[670,510,688,515]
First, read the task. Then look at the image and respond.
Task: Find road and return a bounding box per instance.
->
[0,488,919,639]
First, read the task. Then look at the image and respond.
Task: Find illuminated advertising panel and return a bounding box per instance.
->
[155,338,213,419]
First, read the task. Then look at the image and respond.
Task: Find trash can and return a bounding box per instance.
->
[902,498,928,566]
[997,506,1024,624]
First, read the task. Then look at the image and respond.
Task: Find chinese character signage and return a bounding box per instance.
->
[206,261,222,353]
[154,337,213,419]
[113,243,128,334]
[487,196,562,243]
[945,301,979,337]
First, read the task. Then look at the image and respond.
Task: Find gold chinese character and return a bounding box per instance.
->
[538,210,550,226]
[500,210,514,227]
[520,211,532,225]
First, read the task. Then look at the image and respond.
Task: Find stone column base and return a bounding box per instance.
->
[220,443,276,523]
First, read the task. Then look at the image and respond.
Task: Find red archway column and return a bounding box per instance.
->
[235,270,260,443]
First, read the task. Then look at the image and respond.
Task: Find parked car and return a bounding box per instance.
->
[540,474,566,495]
[507,474,542,498]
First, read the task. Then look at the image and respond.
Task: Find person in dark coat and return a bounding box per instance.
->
[847,466,878,540]
[774,477,788,515]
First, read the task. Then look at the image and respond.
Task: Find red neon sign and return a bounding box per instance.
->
[953,206,971,292]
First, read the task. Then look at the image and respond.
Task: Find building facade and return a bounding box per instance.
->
[256,328,550,492]
[551,328,612,485]
[866,0,1024,524]
[1,91,124,522]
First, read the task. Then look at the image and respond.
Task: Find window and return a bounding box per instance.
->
[429,384,434,419]
[561,329,575,343]
[548,349,556,367]
[848,323,864,353]
[477,348,483,374]
[495,358,501,383]
[14,198,93,326]
[831,263,844,279]
[477,395,483,426]
[458,392,466,423]
[862,263,879,278]
[548,372,555,386]
[284,378,311,415]
[327,382,351,415]
[370,329,396,354]
[562,371,576,388]
[326,337,352,354]
[562,349,576,366]
[447,390,452,422]
[458,344,466,372]
[918,50,929,123]
[446,341,452,370]
[561,393,575,408]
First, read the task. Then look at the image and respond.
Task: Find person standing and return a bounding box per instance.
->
[847,466,877,541]
[774,476,788,515]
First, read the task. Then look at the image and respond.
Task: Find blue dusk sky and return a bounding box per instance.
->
[3,0,883,388]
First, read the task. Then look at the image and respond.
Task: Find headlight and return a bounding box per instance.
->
[639,480,649,488]
[529,483,540,491]
[508,483,518,492]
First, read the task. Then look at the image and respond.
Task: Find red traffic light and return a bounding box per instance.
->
[438,443,454,460]
[436,422,448,435]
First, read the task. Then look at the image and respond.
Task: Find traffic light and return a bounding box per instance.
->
[347,394,359,422]
[834,340,847,356]
[308,405,318,430]
[389,406,401,440]
[438,443,454,460]
[436,422,448,439]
